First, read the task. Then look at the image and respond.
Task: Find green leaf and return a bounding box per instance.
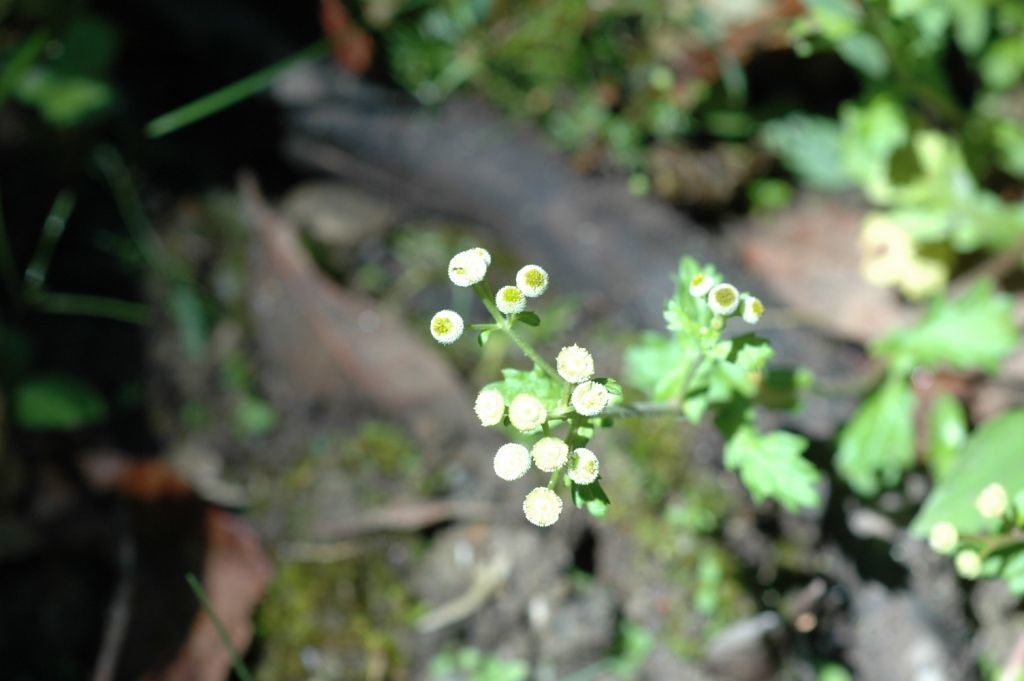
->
[14,374,108,431]
[484,366,563,413]
[723,426,819,510]
[911,411,1024,537]
[835,32,889,79]
[926,393,968,481]
[623,332,688,399]
[571,480,610,517]
[760,113,851,190]
[835,377,916,496]
[872,279,1017,373]
[234,395,278,437]
[516,311,540,327]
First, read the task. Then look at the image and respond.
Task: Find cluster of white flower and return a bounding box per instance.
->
[431,248,607,528]
[430,248,553,345]
[689,272,763,324]
[927,482,1013,581]
[478,342,609,527]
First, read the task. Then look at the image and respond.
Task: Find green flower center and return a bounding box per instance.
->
[433,317,453,335]
[691,273,706,286]
[524,268,546,288]
[751,299,764,316]
[714,288,736,306]
[502,288,524,303]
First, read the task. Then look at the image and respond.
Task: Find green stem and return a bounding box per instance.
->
[24,189,76,290]
[473,281,562,383]
[145,39,330,138]
[0,28,49,106]
[29,291,150,325]
[548,468,562,490]
[185,573,256,681]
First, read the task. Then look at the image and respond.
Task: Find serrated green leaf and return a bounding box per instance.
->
[911,410,1024,537]
[484,366,563,413]
[872,279,1017,373]
[835,377,916,496]
[723,426,819,510]
[14,374,108,431]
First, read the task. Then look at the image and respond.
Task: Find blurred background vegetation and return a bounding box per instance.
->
[2,0,1024,680]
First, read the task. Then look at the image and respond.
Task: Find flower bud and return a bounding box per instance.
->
[954,549,983,580]
[532,437,569,473]
[571,381,610,417]
[474,389,505,427]
[689,272,714,297]
[976,483,1009,520]
[556,344,595,384]
[493,443,531,481]
[430,310,464,344]
[516,265,549,297]
[508,393,547,432]
[927,521,959,555]
[707,283,740,316]
[741,295,764,324]
[568,448,600,485]
[523,487,563,527]
[448,250,488,287]
[496,285,527,315]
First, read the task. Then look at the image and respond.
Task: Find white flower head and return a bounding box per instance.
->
[496,285,527,315]
[532,437,569,473]
[430,310,464,344]
[928,521,959,555]
[741,294,764,324]
[976,483,1009,520]
[689,272,714,297]
[516,265,549,297]
[469,247,491,267]
[568,448,600,485]
[474,389,505,427]
[571,381,609,417]
[954,549,983,580]
[508,393,547,432]
[493,443,531,481]
[448,249,488,287]
[556,344,595,384]
[707,283,740,316]
[523,487,563,527]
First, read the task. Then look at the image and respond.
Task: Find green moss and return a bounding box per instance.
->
[256,549,423,680]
